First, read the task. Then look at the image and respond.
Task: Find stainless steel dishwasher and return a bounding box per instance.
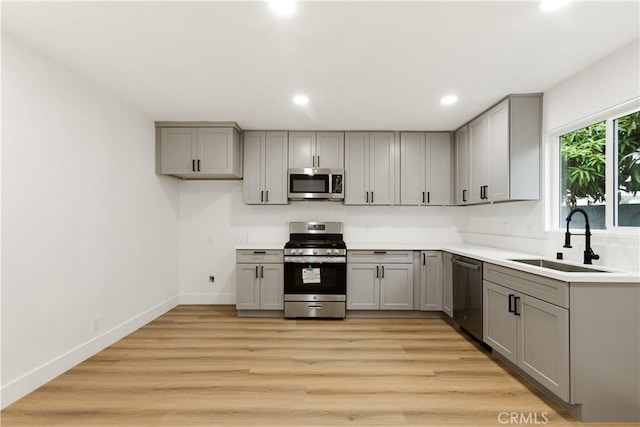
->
[452,255,483,341]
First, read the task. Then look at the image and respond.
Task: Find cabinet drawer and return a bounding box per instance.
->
[236,250,283,264]
[484,263,568,308]
[347,250,414,264]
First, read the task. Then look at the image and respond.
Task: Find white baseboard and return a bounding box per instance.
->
[1,296,179,410]
[179,293,234,305]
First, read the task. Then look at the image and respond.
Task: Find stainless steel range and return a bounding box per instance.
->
[284,222,347,319]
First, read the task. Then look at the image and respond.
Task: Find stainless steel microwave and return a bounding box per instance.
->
[288,168,344,201]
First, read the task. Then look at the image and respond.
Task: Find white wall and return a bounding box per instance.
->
[1,33,181,408]
[464,40,640,271]
[178,180,464,303]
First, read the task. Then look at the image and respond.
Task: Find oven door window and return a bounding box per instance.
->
[284,262,346,294]
[289,174,330,194]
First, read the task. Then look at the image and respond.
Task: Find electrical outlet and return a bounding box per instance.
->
[91,317,100,332]
[209,276,215,283]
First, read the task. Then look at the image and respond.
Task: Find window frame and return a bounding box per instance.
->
[546,97,640,233]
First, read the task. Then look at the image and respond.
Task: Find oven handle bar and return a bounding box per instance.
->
[284,256,347,263]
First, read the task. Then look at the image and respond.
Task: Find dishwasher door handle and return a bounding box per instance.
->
[452,259,481,270]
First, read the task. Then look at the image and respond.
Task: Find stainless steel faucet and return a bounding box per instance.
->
[563,208,600,265]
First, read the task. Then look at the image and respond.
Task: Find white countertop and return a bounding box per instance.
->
[235,243,283,250]
[235,242,639,284]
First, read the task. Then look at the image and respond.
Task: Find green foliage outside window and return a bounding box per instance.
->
[560,111,640,227]
[560,121,606,209]
[617,111,640,197]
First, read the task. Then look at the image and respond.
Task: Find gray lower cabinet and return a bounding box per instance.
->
[419,251,442,311]
[442,252,453,317]
[347,251,413,310]
[483,265,569,401]
[236,250,284,310]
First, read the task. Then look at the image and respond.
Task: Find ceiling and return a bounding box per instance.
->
[2,1,639,131]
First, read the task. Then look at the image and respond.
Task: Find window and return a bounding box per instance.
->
[614,111,640,226]
[558,109,640,229]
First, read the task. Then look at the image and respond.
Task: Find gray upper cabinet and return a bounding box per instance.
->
[345,132,396,205]
[400,132,452,206]
[157,122,243,179]
[454,125,469,205]
[243,131,288,205]
[466,94,542,203]
[288,131,344,169]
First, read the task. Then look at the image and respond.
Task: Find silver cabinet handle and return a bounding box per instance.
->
[266,190,269,203]
[317,156,320,167]
[381,265,385,278]
[371,192,374,204]
[376,265,379,278]
[255,266,259,279]
[366,192,369,203]
[260,265,264,278]
[422,191,425,204]
[261,191,264,203]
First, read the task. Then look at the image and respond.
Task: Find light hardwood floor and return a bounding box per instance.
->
[1,305,632,426]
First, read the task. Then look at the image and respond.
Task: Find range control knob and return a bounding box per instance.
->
[313,249,318,254]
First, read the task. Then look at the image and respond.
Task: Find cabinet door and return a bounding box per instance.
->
[347,263,379,309]
[400,132,426,206]
[442,252,453,317]
[380,263,413,310]
[455,126,469,205]
[517,293,569,401]
[243,131,265,204]
[316,132,344,169]
[369,132,395,205]
[288,132,316,168]
[420,252,442,311]
[198,128,233,174]
[483,281,517,364]
[487,99,510,202]
[468,115,489,204]
[160,128,197,175]
[426,133,452,205]
[344,132,370,205]
[236,264,261,310]
[260,263,284,310]
[264,132,288,204]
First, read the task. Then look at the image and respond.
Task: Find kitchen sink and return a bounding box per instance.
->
[509,259,609,273]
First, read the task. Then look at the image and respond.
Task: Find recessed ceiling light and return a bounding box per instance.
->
[293,94,309,105]
[269,0,296,17]
[540,0,570,12]
[440,95,458,106]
